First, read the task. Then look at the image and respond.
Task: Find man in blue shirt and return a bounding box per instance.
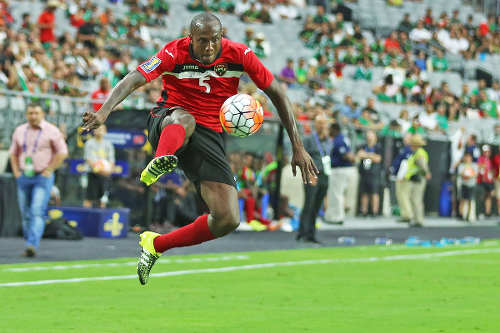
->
[336,95,361,120]
[325,123,356,224]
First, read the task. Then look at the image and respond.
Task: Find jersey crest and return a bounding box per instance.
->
[140,56,161,73]
[214,63,228,76]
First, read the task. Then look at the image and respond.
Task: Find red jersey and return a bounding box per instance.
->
[136,37,274,132]
[38,11,55,43]
[477,155,494,184]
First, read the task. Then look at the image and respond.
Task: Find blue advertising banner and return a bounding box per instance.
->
[104,129,148,148]
[77,128,148,149]
[48,206,130,238]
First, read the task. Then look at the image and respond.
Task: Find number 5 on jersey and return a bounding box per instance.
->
[199,75,211,93]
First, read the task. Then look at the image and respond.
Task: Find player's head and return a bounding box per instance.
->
[189,13,223,65]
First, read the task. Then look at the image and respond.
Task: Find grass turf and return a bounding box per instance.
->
[1,242,500,333]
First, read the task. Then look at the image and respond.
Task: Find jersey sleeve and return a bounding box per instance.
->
[137,43,177,82]
[242,47,274,90]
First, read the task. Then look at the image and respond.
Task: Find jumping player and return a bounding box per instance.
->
[82,13,318,285]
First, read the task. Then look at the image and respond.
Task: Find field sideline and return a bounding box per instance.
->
[1,242,500,332]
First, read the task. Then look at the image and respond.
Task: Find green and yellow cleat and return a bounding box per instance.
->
[140,155,178,186]
[137,231,161,285]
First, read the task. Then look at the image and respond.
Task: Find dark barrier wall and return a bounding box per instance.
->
[0,174,22,236]
[425,140,451,214]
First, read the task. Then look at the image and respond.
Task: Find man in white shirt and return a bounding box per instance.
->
[410,20,431,43]
[418,105,438,131]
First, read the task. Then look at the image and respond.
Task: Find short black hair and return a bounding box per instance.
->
[330,123,341,133]
[190,13,222,34]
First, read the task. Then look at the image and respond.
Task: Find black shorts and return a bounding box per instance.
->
[86,173,109,201]
[147,106,236,191]
[359,176,380,194]
[480,182,494,193]
[461,185,475,200]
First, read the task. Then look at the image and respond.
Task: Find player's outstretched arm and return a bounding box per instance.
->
[263,79,319,184]
[82,70,147,131]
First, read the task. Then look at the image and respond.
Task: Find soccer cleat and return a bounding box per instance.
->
[140,155,178,186]
[137,231,161,285]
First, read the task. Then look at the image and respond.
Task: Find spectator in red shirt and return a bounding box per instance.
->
[0,0,14,27]
[492,146,500,214]
[70,7,86,29]
[384,31,401,53]
[38,1,59,48]
[91,78,111,112]
[477,145,494,217]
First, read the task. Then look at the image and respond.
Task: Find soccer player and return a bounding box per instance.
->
[82,13,318,285]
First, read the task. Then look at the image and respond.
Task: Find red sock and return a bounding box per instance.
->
[153,214,215,253]
[155,124,185,158]
[245,194,256,221]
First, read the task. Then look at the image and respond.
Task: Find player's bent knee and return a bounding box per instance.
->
[177,113,196,137]
[211,209,240,236]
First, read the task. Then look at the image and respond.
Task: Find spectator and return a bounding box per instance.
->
[393,134,413,222]
[492,144,500,215]
[278,58,297,87]
[9,103,68,257]
[250,33,271,58]
[38,1,60,49]
[410,20,432,43]
[398,13,413,34]
[296,57,308,85]
[353,57,373,81]
[430,49,448,72]
[0,0,13,27]
[297,113,330,243]
[479,90,498,118]
[355,108,384,131]
[91,77,111,112]
[187,0,208,11]
[20,13,33,33]
[337,95,361,120]
[465,134,480,162]
[325,122,356,225]
[384,31,401,53]
[414,50,428,72]
[457,152,478,221]
[235,0,251,16]
[435,103,449,133]
[356,131,382,217]
[404,134,431,227]
[276,0,299,20]
[419,104,438,132]
[477,145,494,218]
[83,124,115,208]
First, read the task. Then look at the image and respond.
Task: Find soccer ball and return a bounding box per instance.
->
[220,93,264,137]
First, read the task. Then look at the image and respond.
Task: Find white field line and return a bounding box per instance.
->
[1,248,499,288]
[3,255,250,273]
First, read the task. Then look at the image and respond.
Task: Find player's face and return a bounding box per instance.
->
[191,25,222,65]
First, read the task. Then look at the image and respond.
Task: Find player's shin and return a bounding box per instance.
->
[152,214,215,253]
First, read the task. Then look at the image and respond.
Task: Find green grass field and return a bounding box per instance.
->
[1,242,500,333]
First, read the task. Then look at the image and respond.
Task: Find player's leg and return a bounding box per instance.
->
[141,108,196,186]
[137,181,239,285]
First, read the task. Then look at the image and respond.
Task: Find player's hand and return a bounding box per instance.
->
[82,111,108,131]
[291,146,319,184]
